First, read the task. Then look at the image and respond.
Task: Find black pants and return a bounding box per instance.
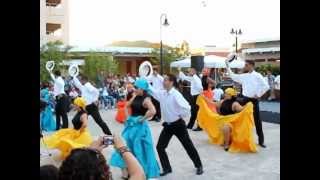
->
[85,103,112,135]
[157,119,202,171]
[55,95,69,130]
[151,96,161,119]
[242,97,264,144]
[187,94,199,129]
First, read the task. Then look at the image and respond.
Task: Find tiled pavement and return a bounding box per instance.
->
[41,109,280,180]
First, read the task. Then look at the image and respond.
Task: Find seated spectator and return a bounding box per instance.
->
[101,86,115,109]
[59,135,145,180]
[40,165,59,180]
[118,85,127,100]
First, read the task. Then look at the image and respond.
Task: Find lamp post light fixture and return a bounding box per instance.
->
[160,13,169,75]
[230,28,242,55]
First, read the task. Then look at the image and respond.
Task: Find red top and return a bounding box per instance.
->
[202,89,217,112]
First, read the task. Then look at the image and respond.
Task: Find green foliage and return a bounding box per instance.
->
[82,52,118,82]
[256,64,280,75]
[40,41,71,82]
[150,41,189,74]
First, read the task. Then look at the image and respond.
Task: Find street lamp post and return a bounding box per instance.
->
[230,28,242,55]
[160,13,169,75]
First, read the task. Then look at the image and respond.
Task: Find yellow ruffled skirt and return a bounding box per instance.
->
[42,128,93,159]
[196,96,257,153]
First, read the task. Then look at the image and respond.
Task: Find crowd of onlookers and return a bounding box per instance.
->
[263,70,280,101]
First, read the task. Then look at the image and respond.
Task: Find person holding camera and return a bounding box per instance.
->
[42,97,93,159]
[110,79,160,179]
[58,135,145,180]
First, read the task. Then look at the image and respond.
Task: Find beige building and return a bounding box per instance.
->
[40,0,69,45]
[239,38,280,66]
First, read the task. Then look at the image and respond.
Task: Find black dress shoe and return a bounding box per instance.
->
[160,169,172,176]
[259,143,267,148]
[196,166,204,175]
[193,127,202,131]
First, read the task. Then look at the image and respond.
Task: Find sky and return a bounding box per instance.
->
[69,0,280,49]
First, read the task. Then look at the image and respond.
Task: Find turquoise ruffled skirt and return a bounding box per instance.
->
[110,116,160,178]
[40,106,56,132]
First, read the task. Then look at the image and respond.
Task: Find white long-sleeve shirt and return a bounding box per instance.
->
[73,76,100,105]
[179,71,203,96]
[227,68,269,98]
[149,85,191,123]
[50,73,65,97]
[274,75,280,90]
[147,74,164,90]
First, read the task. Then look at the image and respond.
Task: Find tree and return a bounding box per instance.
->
[255,64,280,75]
[40,41,71,82]
[150,41,188,74]
[82,52,118,83]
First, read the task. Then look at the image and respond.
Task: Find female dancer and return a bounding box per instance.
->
[201,71,217,113]
[110,79,160,179]
[43,97,93,159]
[40,82,56,132]
[197,88,257,153]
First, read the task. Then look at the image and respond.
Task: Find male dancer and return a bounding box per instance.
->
[226,60,269,148]
[178,68,203,131]
[146,69,164,122]
[73,74,112,135]
[149,74,203,176]
[49,70,68,130]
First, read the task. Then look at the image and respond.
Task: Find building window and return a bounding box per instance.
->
[46,0,61,7]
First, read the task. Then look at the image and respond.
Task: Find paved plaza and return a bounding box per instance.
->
[41,108,280,180]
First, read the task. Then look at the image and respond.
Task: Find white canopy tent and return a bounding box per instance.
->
[170,55,245,69]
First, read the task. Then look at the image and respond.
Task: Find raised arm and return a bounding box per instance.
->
[73,76,84,91]
[179,71,193,82]
[148,83,161,101]
[49,72,56,81]
[113,135,146,180]
[226,67,245,84]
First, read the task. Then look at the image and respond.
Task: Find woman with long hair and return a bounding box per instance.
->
[201,69,217,113]
[110,79,160,179]
[42,97,93,159]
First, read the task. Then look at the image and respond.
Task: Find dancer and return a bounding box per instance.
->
[115,96,127,124]
[49,70,69,130]
[178,67,203,131]
[226,60,269,148]
[149,74,203,176]
[40,82,56,131]
[197,88,257,152]
[43,97,93,159]
[73,75,112,135]
[110,79,160,179]
[146,69,164,122]
[201,70,217,112]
